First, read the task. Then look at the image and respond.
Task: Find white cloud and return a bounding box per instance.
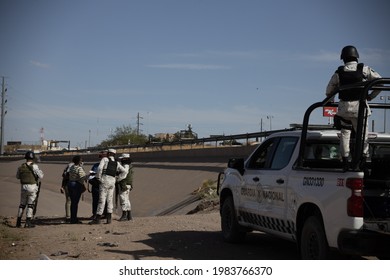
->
[297,50,339,62]
[171,50,262,59]
[360,48,390,65]
[296,48,390,64]
[146,64,231,70]
[30,60,50,69]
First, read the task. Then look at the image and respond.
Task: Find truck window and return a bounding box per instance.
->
[247,138,277,169]
[305,143,340,160]
[302,142,342,169]
[270,137,298,169]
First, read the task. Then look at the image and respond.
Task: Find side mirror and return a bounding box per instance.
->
[228,158,245,175]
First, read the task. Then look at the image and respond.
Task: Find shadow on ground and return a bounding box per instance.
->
[105,230,300,260]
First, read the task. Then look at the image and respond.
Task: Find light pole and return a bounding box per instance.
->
[267,115,274,131]
[259,118,264,142]
[380,94,390,133]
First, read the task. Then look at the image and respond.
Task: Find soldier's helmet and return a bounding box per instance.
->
[340,45,359,60]
[24,151,35,160]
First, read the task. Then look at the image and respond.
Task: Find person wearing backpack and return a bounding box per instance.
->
[67,155,87,224]
[15,151,44,228]
[325,45,382,171]
[89,149,126,224]
[60,161,73,222]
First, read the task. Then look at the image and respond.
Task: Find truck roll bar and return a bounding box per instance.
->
[297,78,390,170]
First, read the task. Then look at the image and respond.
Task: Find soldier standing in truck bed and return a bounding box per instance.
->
[325,45,382,170]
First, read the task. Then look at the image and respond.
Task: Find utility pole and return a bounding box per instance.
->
[0,77,7,155]
[136,112,143,135]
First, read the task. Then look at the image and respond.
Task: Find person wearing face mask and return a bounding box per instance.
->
[67,155,87,224]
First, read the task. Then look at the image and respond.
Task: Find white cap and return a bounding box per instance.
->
[108,148,116,154]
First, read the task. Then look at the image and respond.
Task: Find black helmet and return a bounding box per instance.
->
[340,45,359,60]
[25,151,35,160]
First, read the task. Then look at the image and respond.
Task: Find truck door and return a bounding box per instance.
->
[242,138,278,221]
[244,137,298,231]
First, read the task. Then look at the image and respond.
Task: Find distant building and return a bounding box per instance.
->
[154,133,175,142]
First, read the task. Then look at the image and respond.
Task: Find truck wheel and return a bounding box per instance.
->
[221,196,246,243]
[300,216,329,259]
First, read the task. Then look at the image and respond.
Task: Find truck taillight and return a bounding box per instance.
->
[346,178,363,217]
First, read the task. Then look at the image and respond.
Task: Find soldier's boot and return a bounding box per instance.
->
[127,211,133,221]
[106,213,112,224]
[16,217,22,228]
[24,218,35,228]
[89,215,101,225]
[119,211,127,221]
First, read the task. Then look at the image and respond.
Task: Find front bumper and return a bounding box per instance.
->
[338,229,390,257]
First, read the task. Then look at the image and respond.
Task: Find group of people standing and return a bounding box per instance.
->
[61,148,134,225]
[16,148,134,228]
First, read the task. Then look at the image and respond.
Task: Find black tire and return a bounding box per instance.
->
[221,196,246,243]
[300,216,329,259]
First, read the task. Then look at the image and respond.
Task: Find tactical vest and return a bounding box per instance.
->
[336,63,364,101]
[103,159,117,177]
[124,165,133,185]
[18,163,37,184]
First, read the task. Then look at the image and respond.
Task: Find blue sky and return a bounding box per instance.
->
[1,0,389,148]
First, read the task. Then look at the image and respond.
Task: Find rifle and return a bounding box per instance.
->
[33,181,41,217]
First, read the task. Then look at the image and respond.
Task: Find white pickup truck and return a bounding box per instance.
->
[217,78,390,259]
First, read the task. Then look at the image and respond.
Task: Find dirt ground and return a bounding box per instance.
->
[0,209,226,260]
[1,208,305,260]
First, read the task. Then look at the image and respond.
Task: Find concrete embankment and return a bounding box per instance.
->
[37,145,256,163]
